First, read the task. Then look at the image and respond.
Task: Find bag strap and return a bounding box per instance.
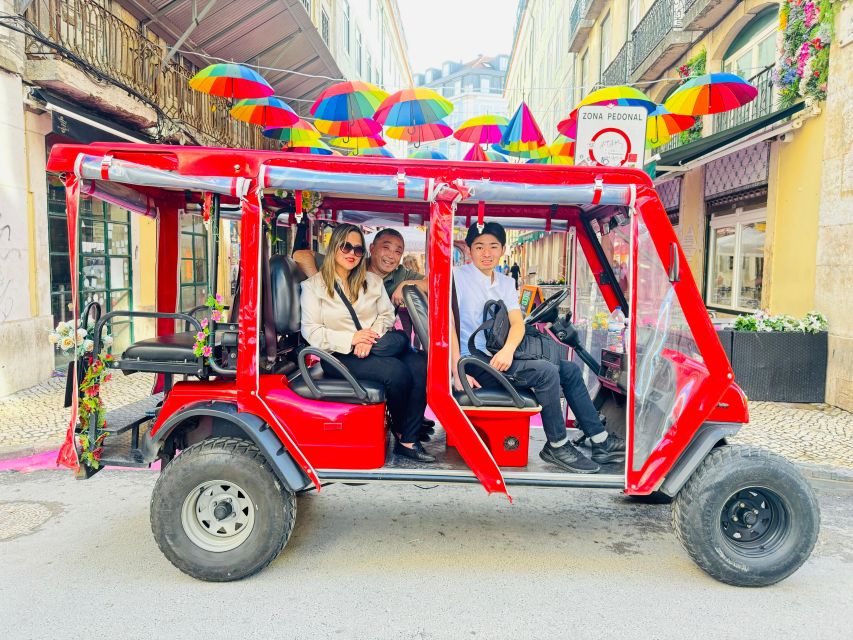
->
[467,300,500,360]
[334,281,363,331]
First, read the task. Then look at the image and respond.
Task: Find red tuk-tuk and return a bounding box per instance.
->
[47,143,819,586]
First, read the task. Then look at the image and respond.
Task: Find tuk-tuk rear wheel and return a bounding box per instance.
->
[671,444,819,587]
[151,436,296,582]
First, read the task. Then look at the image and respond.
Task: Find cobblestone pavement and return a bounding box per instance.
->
[1,374,851,475]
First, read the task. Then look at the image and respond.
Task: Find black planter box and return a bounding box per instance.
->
[716,329,733,362]
[729,331,828,403]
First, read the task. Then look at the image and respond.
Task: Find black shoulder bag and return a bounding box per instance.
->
[467,299,566,365]
[334,282,409,357]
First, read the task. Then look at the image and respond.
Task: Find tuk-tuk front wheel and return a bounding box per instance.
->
[671,444,819,587]
[151,437,296,582]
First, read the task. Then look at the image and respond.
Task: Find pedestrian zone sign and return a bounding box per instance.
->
[574,105,647,169]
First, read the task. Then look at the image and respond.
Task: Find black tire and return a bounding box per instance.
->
[150,436,296,582]
[672,444,819,587]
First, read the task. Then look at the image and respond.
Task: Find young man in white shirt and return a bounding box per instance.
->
[451,222,625,474]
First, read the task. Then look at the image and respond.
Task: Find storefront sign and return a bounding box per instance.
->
[574,106,647,169]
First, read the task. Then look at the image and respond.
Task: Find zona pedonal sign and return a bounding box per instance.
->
[574,105,648,169]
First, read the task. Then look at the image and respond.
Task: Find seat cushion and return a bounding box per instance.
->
[453,387,539,409]
[123,331,197,362]
[290,363,385,404]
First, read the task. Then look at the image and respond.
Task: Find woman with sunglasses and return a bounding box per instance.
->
[300,224,434,462]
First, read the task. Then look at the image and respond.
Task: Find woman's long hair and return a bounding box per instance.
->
[320,223,368,301]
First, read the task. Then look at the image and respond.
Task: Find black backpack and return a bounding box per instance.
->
[468,299,567,365]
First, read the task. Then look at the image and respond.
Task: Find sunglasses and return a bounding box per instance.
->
[339,241,365,258]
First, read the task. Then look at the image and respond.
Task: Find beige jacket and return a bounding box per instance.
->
[300,271,395,354]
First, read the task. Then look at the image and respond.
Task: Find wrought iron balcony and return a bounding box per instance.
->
[711,66,777,134]
[24,0,270,149]
[630,0,694,81]
[600,41,632,87]
[682,0,740,31]
[568,0,593,53]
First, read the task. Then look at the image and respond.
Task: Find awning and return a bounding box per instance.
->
[655,102,806,176]
[35,90,153,144]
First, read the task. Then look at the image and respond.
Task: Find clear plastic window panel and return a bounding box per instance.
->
[571,238,610,395]
[632,219,708,471]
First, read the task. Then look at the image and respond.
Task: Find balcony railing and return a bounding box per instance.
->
[568,0,592,51]
[25,0,270,149]
[712,66,776,134]
[601,41,631,87]
[631,0,685,73]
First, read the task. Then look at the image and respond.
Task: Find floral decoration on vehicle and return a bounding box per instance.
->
[77,353,114,470]
[192,293,225,363]
[774,0,837,105]
[49,321,113,357]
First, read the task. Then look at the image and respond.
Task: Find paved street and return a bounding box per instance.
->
[0,469,851,639]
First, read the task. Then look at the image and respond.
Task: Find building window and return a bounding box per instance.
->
[722,7,778,79]
[321,8,330,45]
[706,203,766,311]
[599,12,611,76]
[627,0,640,36]
[343,0,350,53]
[355,28,362,75]
[47,180,134,365]
[365,52,372,82]
[579,50,589,102]
[300,0,311,16]
[180,213,209,312]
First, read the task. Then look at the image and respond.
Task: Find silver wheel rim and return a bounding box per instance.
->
[180,480,255,553]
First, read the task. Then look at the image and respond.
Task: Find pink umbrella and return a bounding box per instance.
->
[500,102,547,156]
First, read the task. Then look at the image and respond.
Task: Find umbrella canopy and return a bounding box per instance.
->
[576,85,657,112]
[374,88,453,127]
[463,145,510,162]
[189,63,273,99]
[453,114,509,144]
[408,149,448,160]
[350,147,395,158]
[500,102,548,155]
[280,137,331,152]
[229,97,299,127]
[314,117,383,138]
[386,120,452,144]
[556,111,578,140]
[330,136,386,149]
[549,135,575,158]
[492,142,551,160]
[664,72,758,116]
[283,144,334,155]
[527,155,573,165]
[262,119,322,144]
[645,106,696,147]
[310,81,388,121]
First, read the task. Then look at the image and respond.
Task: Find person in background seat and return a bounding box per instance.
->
[299,224,434,463]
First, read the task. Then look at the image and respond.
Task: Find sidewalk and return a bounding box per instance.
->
[1,373,852,479]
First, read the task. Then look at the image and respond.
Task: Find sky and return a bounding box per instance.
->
[397,0,519,74]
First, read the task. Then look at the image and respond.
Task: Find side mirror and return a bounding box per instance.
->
[668,242,680,283]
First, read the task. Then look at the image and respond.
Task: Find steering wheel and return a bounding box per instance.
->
[524,288,569,325]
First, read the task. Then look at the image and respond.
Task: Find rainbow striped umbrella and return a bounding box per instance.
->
[492,142,550,160]
[283,144,334,155]
[462,145,510,162]
[310,81,388,121]
[527,155,573,165]
[350,147,395,158]
[408,149,448,160]
[386,120,452,144]
[314,117,383,138]
[500,102,548,156]
[549,135,575,158]
[229,97,298,127]
[556,111,578,140]
[577,85,657,112]
[262,119,322,144]
[280,137,331,153]
[330,136,386,149]
[646,106,696,147]
[374,88,453,127]
[664,73,758,116]
[189,63,273,99]
[453,114,509,144]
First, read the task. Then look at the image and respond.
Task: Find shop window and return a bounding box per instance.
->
[706,203,766,312]
[180,213,209,311]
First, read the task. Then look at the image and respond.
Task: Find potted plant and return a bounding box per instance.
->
[724,310,828,403]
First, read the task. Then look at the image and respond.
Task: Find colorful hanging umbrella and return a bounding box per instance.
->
[314,117,383,138]
[527,155,573,165]
[645,106,696,147]
[556,111,578,140]
[577,85,657,112]
[408,149,448,160]
[280,137,331,152]
[549,135,575,158]
[386,120,452,144]
[229,97,299,127]
[310,81,389,121]
[453,114,509,144]
[330,136,386,149]
[664,73,758,116]
[350,147,395,158]
[283,145,334,155]
[500,102,548,156]
[462,145,511,162]
[492,142,550,159]
[374,88,453,127]
[262,119,322,144]
[189,63,273,99]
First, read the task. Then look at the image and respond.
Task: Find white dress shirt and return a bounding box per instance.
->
[453,262,520,356]
[300,271,395,354]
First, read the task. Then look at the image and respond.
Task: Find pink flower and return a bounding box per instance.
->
[803,1,816,28]
[211,310,222,322]
[203,345,213,357]
[201,318,209,328]
[215,293,223,303]
[196,332,205,341]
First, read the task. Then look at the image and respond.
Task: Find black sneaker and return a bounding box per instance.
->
[590,433,626,463]
[539,442,600,474]
[394,440,436,463]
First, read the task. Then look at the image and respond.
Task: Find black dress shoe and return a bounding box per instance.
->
[421,418,436,429]
[394,441,436,463]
